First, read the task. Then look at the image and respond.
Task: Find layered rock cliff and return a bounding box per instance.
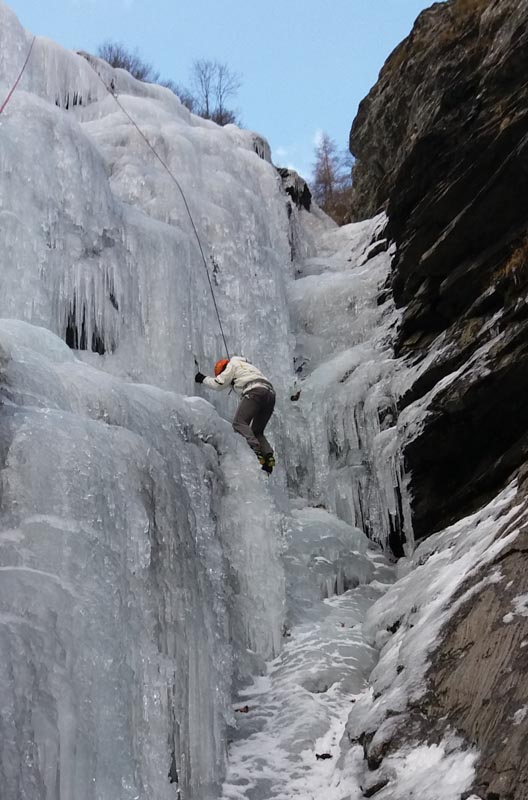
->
[351,0,528,539]
[349,1,528,797]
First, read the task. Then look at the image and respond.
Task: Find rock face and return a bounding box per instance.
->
[276,167,312,212]
[348,1,528,796]
[350,0,528,540]
[421,525,528,800]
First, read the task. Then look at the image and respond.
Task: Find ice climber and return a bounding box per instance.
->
[195,356,276,474]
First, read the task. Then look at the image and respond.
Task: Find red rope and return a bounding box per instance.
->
[0,36,36,115]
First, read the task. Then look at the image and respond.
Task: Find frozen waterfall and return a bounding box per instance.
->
[0,4,503,800]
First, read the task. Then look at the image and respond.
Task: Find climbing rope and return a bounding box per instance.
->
[90,66,231,359]
[1,37,231,358]
[0,35,36,115]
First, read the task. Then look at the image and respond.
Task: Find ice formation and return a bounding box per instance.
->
[1,4,519,799]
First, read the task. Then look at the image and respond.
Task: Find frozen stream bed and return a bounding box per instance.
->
[222,511,395,800]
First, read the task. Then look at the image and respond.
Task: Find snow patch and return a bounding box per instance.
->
[372,735,477,800]
[503,592,528,623]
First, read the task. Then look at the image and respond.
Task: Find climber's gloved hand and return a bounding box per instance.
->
[195,372,206,384]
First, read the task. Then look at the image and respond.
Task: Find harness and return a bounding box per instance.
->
[242,379,275,396]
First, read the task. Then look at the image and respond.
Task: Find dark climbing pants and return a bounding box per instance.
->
[232,387,275,457]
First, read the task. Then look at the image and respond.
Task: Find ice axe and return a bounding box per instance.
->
[193,355,203,387]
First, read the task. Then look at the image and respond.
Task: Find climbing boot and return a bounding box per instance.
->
[261,454,275,474]
[256,452,275,474]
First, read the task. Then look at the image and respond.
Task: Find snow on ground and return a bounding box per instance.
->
[219,448,524,800]
[222,534,394,800]
[350,484,522,733]
[369,737,478,800]
[503,593,528,623]
[219,478,523,800]
[339,483,526,799]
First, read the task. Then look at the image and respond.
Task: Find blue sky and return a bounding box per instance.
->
[7,0,436,178]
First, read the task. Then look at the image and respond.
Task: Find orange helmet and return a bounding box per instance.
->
[214,358,230,377]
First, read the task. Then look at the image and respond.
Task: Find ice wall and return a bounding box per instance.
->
[0,3,313,797]
[0,3,412,799]
[286,219,412,554]
[0,317,289,800]
[0,0,299,405]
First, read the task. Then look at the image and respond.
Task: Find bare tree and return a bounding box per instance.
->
[96,43,242,126]
[191,59,216,118]
[190,59,241,125]
[312,133,339,206]
[312,133,353,224]
[213,62,242,125]
[97,41,159,83]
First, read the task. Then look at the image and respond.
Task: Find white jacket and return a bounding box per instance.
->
[203,356,274,396]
